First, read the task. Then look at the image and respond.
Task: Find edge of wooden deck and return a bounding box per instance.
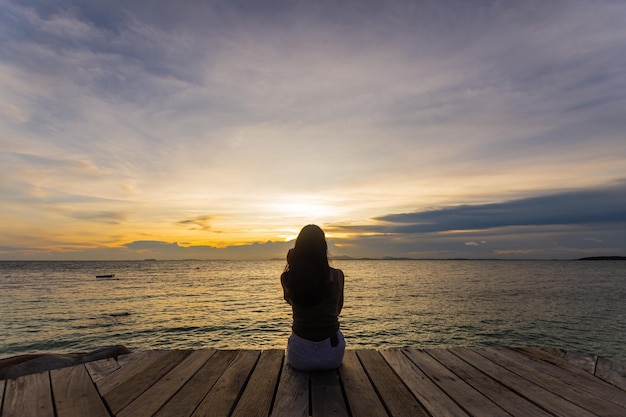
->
[1,346,625,417]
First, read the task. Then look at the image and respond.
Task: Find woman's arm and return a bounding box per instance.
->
[337,269,344,315]
[280,272,292,305]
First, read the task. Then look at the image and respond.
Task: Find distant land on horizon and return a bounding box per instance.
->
[577,256,626,261]
[3,256,625,262]
[331,255,626,261]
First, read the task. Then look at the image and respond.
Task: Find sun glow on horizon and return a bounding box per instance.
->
[1,1,625,260]
[269,195,345,224]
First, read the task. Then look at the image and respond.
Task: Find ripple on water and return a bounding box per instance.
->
[1,259,625,359]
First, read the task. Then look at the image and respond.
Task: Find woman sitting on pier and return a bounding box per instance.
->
[281,224,346,371]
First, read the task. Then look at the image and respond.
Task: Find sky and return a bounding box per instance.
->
[1,0,626,260]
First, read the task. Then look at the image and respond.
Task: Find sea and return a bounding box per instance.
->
[1,259,625,360]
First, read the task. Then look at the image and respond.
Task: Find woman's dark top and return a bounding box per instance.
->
[281,267,344,341]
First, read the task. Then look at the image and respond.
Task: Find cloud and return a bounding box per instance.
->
[1,0,626,260]
[330,184,626,236]
[68,210,128,223]
[124,240,182,250]
[178,215,213,231]
[372,185,626,233]
[327,220,626,259]
[114,239,296,260]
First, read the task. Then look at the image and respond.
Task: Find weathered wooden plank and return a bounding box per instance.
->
[517,346,579,366]
[536,346,567,358]
[517,347,618,388]
[311,370,349,417]
[190,350,260,417]
[117,349,215,417]
[380,350,468,417]
[50,364,109,417]
[104,350,190,415]
[0,379,5,410]
[154,350,237,417]
[2,371,54,417]
[404,349,511,417]
[427,348,552,417]
[231,349,284,417]
[495,347,626,410]
[454,348,597,417]
[116,350,166,368]
[3,347,622,417]
[596,356,626,391]
[357,350,429,417]
[93,350,170,396]
[565,351,598,375]
[476,347,626,416]
[85,356,120,384]
[271,360,309,417]
[0,346,129,381]
[339,350,389,417]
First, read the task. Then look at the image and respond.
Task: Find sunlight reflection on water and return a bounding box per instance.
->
[1,259,624,359]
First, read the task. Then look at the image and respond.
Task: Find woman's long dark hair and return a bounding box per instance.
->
[284,224,331,305]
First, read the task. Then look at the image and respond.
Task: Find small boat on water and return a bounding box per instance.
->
[96,274,117,279]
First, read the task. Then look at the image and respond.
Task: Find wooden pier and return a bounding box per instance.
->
[1,346,625,416]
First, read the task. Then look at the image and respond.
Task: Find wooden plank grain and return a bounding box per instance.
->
[0,379,5,412]
[516,347,619,388]
[536,346,567,358]
[116,350,167,368]
[51,364,109,417]
[404,349,511,417]
[104,350,190,415]
[381,350,469,417]
[426,349,552,417]
[513,346,552,361]
[311,370,348,417]
[154,350,237,417]
[476,347,626,417]
[85,357,120,384]
[191,350,260,417]
[231,349,284,417]
[596,356,626,391]
[565,351,598,375]
[2,371,54,417]
[94,350,170,396]
[338,350,389,417]
[496,347,626,410]
[271,360,309,417]
[454,348,597,417]
[357,350,429,417]
[117,349,215,417]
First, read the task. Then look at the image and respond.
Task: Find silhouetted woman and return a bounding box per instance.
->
[281,224,345,371]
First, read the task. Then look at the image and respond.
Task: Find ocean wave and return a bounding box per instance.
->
[2,260,625,360]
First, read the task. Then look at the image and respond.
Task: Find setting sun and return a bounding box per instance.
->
[1,0,625,261]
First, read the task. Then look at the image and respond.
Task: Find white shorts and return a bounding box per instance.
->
[286,330,346,371]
